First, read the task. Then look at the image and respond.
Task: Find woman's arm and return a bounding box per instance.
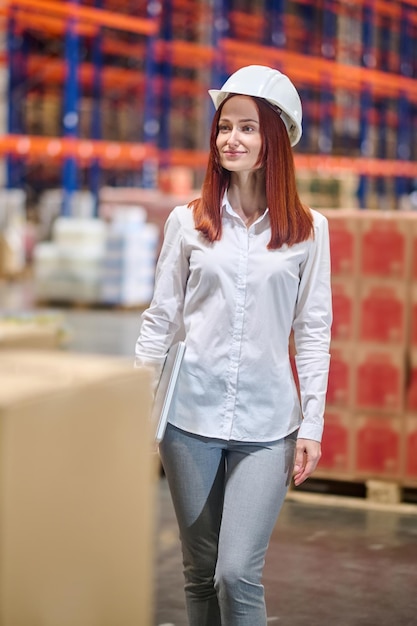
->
[292,211,333,443]
[135,208,190,390]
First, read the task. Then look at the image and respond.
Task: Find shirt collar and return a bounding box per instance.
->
[222,190,269,224]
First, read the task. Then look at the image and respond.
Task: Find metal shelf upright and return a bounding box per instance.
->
[375,10,390,204]
[264,0,286,49]
[6,4,27,189]
[319,0,336,156]
[357,0,374,209]
[157,0,173,178]
[62,0,80,216]
[395,3,413,202]
[211,0,230,102]
[90,0,103,215]
[141,0,161,189]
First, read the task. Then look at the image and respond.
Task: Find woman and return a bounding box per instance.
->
[135,65,332,626]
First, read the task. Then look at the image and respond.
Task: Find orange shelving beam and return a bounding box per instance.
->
[338,0,417,17]
[221,39,417,102]
[0,134,157,167]
[156,40,215,69]
[5,0,158,36]
[22,45,414,100]
[25,55,209,96]
[295,0,417,22]
[162,149,417,179]
[10,13,146,56]
[7,16,214,69]
[164,149,417,179]
[11,8,97,36]
[2,134,417,177]
[294,154,417,178]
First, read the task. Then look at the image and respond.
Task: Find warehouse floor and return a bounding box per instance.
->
[2,279,417,626]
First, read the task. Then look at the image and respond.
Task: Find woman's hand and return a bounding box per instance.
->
[293,438,322,486]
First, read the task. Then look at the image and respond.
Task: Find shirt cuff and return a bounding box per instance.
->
[134,354,165,393]
[297,420,324,442]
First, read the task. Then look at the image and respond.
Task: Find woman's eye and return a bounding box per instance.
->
[218,124,256,133]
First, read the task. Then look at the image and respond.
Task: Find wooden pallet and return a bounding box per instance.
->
[35,299,148,313]
[287,477,417,514]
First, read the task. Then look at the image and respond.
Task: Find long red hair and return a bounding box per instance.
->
[189,95,313,249]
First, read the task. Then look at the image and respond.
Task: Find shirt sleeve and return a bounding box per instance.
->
[134,207,189,390]
[292,213,332,442]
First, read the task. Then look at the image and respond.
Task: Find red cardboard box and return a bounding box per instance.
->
[322,210,358,276]
[358,213,410,280]
[319,408,353,475]
[331,278,357,341]
[354,415,402,478]
[327,343,353,407]
[358,280,407,344]
[354,346,405,413]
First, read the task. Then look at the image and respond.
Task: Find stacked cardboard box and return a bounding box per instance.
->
[33,217,108,304]
[0,350,154,626]
[319,210,417,488]
[101,208,159,306]
[319,210,358,478]
[0,312,67,350]
[99,186,197,244]
[0,189,27,278]
[33,207,160,307]
[353,213,410,482]
[297,172,359,210]
[405,219,417,486]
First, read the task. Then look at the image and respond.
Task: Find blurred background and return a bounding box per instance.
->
[1,0,417,292]
[1,0,417,286]
[1,1,417,625]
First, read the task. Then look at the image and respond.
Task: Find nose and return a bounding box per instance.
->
[226,127,239,145]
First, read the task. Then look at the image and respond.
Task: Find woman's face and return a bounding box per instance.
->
[216,95,262,173]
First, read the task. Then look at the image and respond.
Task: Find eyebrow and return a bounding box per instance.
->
[219,117,259,124]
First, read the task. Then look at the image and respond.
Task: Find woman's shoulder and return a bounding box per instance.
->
[309,208,328,226]
[163,202,196,239]
[168,202,195,224]
[308,208,329,236]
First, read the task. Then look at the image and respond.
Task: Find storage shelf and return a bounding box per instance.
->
[1,0,416,208]
[5,0,157,36]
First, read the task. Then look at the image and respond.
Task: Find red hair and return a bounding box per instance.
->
[189,95,313,249]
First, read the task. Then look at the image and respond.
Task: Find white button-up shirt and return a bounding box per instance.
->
[135,195,332,442]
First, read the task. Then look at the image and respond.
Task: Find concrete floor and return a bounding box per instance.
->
[2,280,417,626]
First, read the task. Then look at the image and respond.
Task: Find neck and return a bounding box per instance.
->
[227,172,267,225]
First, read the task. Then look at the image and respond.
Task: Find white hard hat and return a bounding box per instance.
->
[208,65,302,147]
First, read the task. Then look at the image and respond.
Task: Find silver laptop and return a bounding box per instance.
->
[152,341,186,443]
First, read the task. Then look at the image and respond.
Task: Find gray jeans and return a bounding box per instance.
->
[159,423,297,626]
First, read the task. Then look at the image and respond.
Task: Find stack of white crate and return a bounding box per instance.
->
[101,207,159,307]
[0,188,27,278]
[33,217,108,303]
[33,206,159,306]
